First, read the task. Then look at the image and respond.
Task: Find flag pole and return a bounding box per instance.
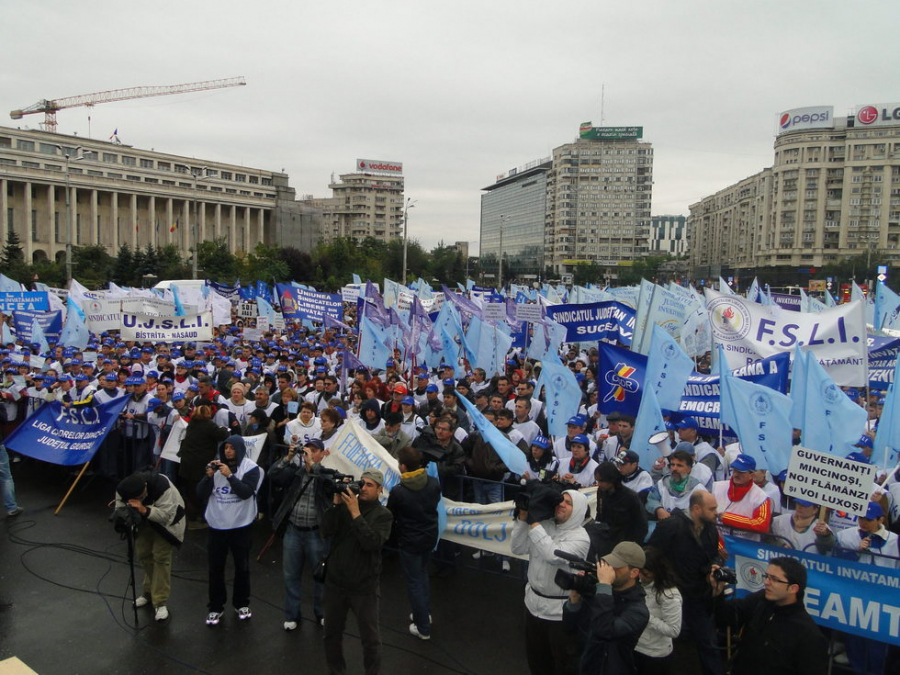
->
[55,461,91,515]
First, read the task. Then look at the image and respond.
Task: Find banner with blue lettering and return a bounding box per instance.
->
[869,337,900,390]
[726,535,900,646]
[677,352,790,438]
[276,283,343,322]
[5,395,130,465]
[206,279,241,300]
[13,310,63,343]
[769,292,803,312]
[546,301,635,346]
[0,291,49,312]
[322,417,400,492]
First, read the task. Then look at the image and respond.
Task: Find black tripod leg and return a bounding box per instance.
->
[126,528,139,626]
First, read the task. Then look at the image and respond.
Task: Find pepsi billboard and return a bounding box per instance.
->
[776,106,834,135]
[854,103,900,127]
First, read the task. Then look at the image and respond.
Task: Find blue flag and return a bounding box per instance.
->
[171,285,186,316]
[6,395,130,465]
[631,383,668,470]
[59,306,91,350]
[1,319,14,345]
[358,314,393,371]
[719,346,794,474]
[792,348,868,455]
[597,343,647,418]
[352,273,362,285]
[535,358,584,437]
[875,282,900,331]
[425,461,447,550]
[457,395,528,475]
[31,317,50,354]
[257,295,277,324]
[645,324,693,411]
[873,356,900,469]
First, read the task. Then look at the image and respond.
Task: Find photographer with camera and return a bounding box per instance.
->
[511,484,590,675]
[197,435,263,626]
[562,541,650,675]
[710,556,827,675]
[321,468,393,675]
[269,438,331,631]
[114,469,186,622]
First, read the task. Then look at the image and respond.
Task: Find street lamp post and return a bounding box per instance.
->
[56,145,83,282]
[401,197,417,284]
[191,167,209,280]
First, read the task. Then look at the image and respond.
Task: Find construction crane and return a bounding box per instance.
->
[10,77,247,133]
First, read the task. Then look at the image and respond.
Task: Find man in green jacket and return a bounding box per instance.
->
[322,468,393,675]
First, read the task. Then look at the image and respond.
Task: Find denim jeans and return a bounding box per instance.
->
[472,480,503,505]
[399,548,431,635]
[0,444,18,513]
[283,523,329,621]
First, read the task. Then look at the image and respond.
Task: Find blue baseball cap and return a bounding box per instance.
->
[172,391,186,401]
[532,435,550,449]
[425,384,439,393]
[566,415,586,428]
[570,434,589,447]
[402,395,415,405]
[846,451,870,464]
[730,454,757,472]
[146,398,162,411]
[794,498,815,507]
[855,435,874,450]
[676,417,699,430]
[865,502,884,520]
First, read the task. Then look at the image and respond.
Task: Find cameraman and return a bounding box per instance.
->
[562,542,650,675]
[114,469,186,622]
[269,438,331,631]
[322,469,393,675]
[511,487,590,675]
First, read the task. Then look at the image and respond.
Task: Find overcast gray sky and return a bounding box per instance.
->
[3,1,897,253]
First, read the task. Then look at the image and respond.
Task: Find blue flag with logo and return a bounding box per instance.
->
[535,357,584,436]
[875,282,900,331]
[597,343,647,418]
[645,324,693,411]
[358,315,393,371]
[631,383,668,469]
[719,346,794,474]
[791,347,868,455]
[5,395,130,465]
[457,394,528,475]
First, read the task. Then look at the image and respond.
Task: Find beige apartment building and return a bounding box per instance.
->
[543,135,653,277]
[0,125,319,265]
[689,106,900,280]
[316,163,405,242]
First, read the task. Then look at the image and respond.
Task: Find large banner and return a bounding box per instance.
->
[0,291,49,312]
[120,296,176,316]
[705,289,866,386]
[159,418,266,464]
[120,311,214,342]
[869,337,900,389]
[5,395,130,465]
[276,283,343,322]
[85,298,122,333]
[13,310,63,343]
[726,535,900,646]
[546,301,635,346]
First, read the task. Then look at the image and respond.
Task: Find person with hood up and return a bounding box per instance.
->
[197,434,264,626]
[358,398,385,435]
[511,487,591,675]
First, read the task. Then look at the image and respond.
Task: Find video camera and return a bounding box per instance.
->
[514,479,565,524]
[318,468,361,498]
[553,549,598,598]
[712,566,738,585]
[110,505,142,535]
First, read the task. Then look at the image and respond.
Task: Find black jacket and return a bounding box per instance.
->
[386,468,442,553]
[268,457,330,534]
[715,590,828,675]
[647,508,721,603]
[595,485,648,547]
[321,497,393,595]
[563,582,649,675]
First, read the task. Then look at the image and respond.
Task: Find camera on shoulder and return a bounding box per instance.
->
[514,479,566,524]
[318,468,361,497]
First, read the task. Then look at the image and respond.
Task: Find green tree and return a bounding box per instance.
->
[573,262,604,286]
[0,231,30,283]
[72,245,114,287]
[111,245,135,285]
[246,243,290,283]
[280,246,314,284]
[198,238,240,282]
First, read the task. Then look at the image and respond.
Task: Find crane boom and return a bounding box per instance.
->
[10,77,247,133]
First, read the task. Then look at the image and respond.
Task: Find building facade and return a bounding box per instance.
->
[480,159,551,282]
[650,215,687,256]
[318,163,405,243]
[0,125,319,266]
[688,105,900,281]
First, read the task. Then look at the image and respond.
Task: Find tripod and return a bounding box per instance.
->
[123,524,139,626]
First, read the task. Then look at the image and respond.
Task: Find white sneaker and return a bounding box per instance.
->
[471,550,482,560]
[206,611,224,626]
[236,606,252,620]
[409,623,431,640]
[283,621,298,631]
[501,560,511,573]
[134,595,150,608]
[155,606,169,622]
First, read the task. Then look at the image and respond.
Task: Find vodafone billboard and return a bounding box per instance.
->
[855,103,900,127]
[776,106,834,135]
[356,158,403,175]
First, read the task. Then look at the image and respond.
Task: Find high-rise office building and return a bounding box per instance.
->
[317,159,405,243]
[650,215,687,256]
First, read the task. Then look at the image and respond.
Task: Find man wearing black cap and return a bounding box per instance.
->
[563,541,649,675]
[322,468,393,675]
[115,469,186,622]
[594,462,648,548]
[269,438,331,631]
